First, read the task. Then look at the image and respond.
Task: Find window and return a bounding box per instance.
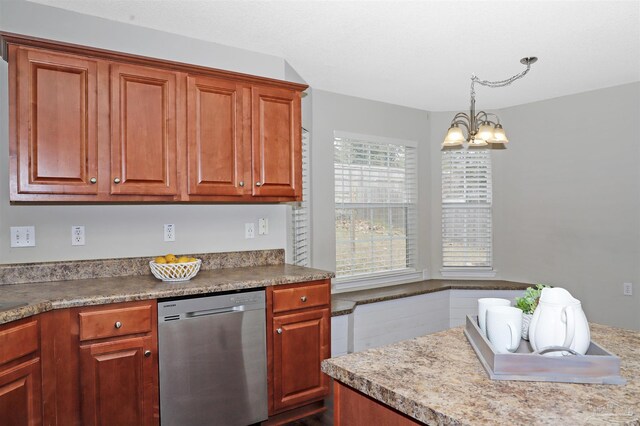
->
[291,129,311,266]
[441,150,493,272]
[334,132,417,281]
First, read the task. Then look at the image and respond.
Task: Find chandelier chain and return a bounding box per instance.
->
[470,62,532,100]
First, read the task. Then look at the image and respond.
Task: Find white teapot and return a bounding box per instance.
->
[528,287,590,356]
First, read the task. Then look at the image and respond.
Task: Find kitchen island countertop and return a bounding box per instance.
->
[322,323,640,425]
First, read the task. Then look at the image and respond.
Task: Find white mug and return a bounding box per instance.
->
[486,306,523,354]
[477,298,511,335]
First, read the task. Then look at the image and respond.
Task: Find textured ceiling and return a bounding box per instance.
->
[27,0,640,111]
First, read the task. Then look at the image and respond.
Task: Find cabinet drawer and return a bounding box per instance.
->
[0,320,38,365]
[79,303,152,341]
[272,281,330,313]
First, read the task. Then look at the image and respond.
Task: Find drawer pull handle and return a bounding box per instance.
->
[255,181,262,187]
[144,350,152,358]
[276,328,283,334]
[239,181,245,187]
[113,177,121,184]
[301,296,307,302]
[90,177,97,184]
[114,321,122,329]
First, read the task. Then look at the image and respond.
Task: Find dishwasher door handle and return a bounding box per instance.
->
[185,305,244,318]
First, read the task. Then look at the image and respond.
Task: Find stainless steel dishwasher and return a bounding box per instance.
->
[158,290,267,426]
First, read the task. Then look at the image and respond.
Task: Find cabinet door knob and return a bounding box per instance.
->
[255,182,262,187]
[114,321,122,329]
[239,181,245,187]
[113,177,121,184]
[276,328,283,334]
[300,296,307,302]
[89,177,97,184]
[144,350,152,358]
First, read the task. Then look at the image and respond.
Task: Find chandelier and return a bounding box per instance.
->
[442,57,537,150]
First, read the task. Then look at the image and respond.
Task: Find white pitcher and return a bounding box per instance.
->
[528,287,590,356]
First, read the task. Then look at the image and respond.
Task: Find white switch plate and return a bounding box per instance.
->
[623,282,633,296]
[10,226,36,247]
[164,224,175,242]
[245,223,255,239]
[258,218,268,235]
[71,225,85,246]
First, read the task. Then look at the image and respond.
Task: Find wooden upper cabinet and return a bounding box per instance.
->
[187,75,245,196]
[110,63,178,196]
[251,86,301,199]
[2,32,307,203]
[12,47,99,196]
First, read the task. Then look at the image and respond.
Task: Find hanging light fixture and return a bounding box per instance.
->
[442,57,537,150]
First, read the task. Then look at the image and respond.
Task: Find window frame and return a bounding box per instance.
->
[291,128,311,267]
[440,149,495,278]
[333,131,420,291]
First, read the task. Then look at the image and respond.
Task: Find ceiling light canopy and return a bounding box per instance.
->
[442,57,537,150]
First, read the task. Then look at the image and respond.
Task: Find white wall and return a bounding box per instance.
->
[309,89,431,277]
[493,83,640,329]
[0,0,293,264]
[429,84,640,330]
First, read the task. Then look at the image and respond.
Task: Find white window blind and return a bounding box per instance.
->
[292,129,311,266]
[442,150,493,268]
[334,133,417,279]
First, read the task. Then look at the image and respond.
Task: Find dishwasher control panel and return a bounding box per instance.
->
[158,289,265,322]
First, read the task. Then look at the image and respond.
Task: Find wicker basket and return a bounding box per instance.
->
[149,259,202,282]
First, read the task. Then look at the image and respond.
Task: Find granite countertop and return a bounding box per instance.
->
[0,263,333,325]
[322,324,640,425]
[331,279,530,316]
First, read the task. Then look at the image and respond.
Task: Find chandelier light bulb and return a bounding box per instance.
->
[477,122,495,142]
[492,125,509,143]
[468,137,488,148]
[444,125,465,143]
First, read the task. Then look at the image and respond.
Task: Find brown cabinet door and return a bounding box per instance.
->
[110,63,178,196]
[0,359,42,426]
[251,86,301,198]
[187,75,245,196]
[272,308,330,413]
[79,336,158,426]
[13,47,99,195]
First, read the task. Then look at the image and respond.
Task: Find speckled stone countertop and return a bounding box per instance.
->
[331,279,530,316]
[322,324,640,425]
[0,263,334,325]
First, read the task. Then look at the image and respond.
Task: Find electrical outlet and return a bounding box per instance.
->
[258,218,268,235]
[71,225,85,246]
[245,223,255,239]
[623,282,633,296]
[164,224,175,242]
[10,226,35,247]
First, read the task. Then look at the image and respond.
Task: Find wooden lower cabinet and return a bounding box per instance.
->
[79,335,157,426]
[334,382,421,426]
[0,359,42,426]
[38,300,159,426]
[267,280,331,419]
[0,318,42,426]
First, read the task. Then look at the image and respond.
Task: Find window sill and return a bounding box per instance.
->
[440,268,497,278]
[332,270,424,293]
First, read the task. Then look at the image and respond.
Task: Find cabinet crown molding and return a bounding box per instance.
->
[0,31,308,91]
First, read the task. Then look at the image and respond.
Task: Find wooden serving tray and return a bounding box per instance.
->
[464,315,625,385]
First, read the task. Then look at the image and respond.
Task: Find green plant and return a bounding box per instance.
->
[515,284,550,314]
